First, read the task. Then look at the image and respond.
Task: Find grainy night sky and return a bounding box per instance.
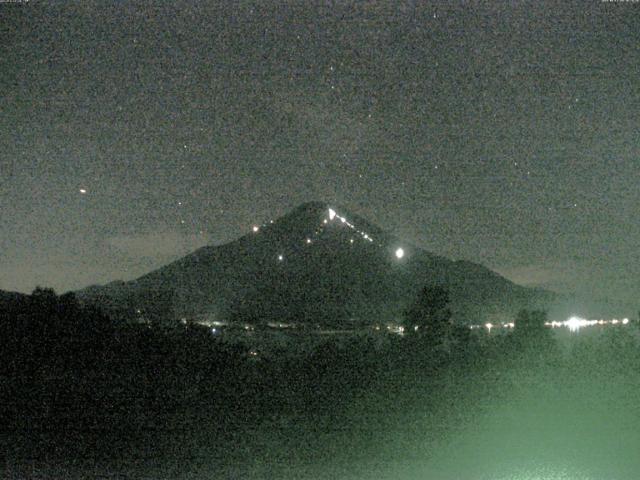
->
[1,1,638,306]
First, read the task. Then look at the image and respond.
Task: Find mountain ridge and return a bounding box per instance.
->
[77,201,557,325]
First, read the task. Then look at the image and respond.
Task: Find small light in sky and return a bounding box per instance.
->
[306,238,312,244]
[252,226,259,233]
[395,247,405,259]
[278,254,283,261]
[79,188,87,194]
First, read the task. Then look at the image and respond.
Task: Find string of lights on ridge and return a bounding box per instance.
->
[251,206,405,262]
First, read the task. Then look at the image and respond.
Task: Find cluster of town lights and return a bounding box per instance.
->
[471,316,630,332]
[550,316,629,332]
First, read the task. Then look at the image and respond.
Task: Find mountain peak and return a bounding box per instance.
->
[77,201,556,325]
[290,201,383,232]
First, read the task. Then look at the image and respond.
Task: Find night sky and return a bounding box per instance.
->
[2,1,638,306]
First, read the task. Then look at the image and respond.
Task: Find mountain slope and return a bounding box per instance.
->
[78,201,556,325]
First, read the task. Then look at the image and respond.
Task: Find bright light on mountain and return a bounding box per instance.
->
[395,247,404,259]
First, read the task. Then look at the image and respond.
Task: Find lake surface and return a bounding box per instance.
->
[4,327,640,479]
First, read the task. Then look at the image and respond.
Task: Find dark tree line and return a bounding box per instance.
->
[404,284,452,339]
[0,287,117,375]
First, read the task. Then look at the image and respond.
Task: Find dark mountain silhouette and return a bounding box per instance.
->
[77,201,556,326]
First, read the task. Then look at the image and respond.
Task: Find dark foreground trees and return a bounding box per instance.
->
[0,287,116,375]
[514,308,548,334]
[404,284,452,342]
[508,308,558,363]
